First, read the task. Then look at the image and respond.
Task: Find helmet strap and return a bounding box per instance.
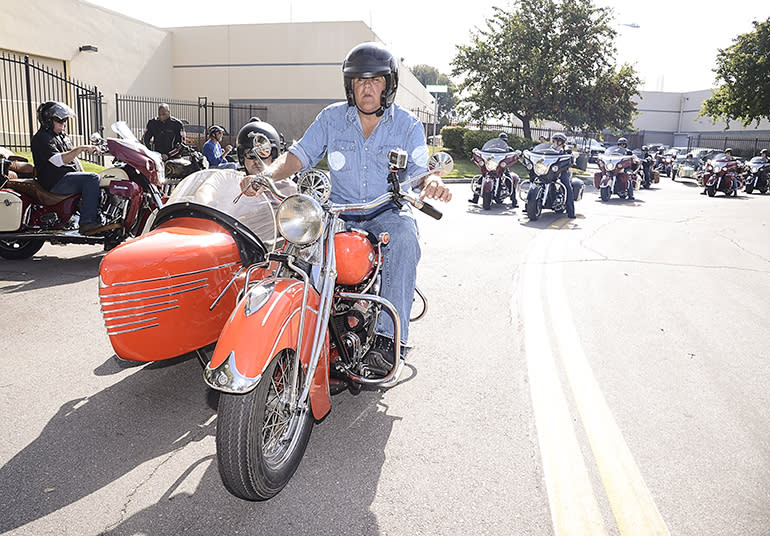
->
[357,105,384,117]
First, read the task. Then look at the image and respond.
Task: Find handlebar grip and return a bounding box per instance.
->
[417,199,442,220]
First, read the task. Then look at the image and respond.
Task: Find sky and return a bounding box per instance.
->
[87,0,769,93]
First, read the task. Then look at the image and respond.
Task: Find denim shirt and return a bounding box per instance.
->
[289,102,430,206]
[202,139,226,167]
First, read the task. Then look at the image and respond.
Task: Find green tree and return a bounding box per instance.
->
[410,64,458,121]
[451,0,640,139]
[700,18,770,127]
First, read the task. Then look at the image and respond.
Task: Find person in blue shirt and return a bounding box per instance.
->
[202,125,236,169]
[242,41,451,371]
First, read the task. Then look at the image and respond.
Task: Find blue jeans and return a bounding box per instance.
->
[50,172,100,223]
[558,170,575,217]
[343,208,421,344]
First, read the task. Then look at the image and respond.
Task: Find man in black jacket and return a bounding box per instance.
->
[142,103,185,160]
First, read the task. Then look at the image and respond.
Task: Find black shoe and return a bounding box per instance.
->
[628,195,635,200]
[363,335,396,376]
[568,214,577,219]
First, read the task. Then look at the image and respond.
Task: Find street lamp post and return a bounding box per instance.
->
[425,84,448,151]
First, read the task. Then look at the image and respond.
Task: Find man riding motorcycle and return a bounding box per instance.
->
[239,42,451,372]
[30,101,106,235]
[616,137,637,200]
[550,133,576,218]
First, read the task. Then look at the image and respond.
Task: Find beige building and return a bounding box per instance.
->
[0,0,436,142]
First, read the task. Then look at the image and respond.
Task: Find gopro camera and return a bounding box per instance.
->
[388,148,408,170]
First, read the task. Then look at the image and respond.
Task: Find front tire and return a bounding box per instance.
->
[526,194,542,221]
[0,239,44,260]
[482,191,492,210]
[746,183,754,194]
[600,187,611,202]
[706,185,716,197]
[216,349,314,501]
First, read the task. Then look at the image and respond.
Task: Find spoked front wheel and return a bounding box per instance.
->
[215,349,314,501]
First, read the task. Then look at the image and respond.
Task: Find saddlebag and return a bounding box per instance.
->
[98,217,245,362]
[571,178,585,201]
[0,190,23,231]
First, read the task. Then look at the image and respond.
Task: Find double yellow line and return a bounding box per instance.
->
[519,220,670,535]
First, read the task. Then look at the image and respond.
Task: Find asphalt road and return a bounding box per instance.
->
[1,173,769,535]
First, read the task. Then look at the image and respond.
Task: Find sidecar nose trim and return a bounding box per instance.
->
[204,350,261,393]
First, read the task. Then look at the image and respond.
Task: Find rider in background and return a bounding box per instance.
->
[551,133,576,218]
[202,125,236,169]
[30,101,105,235]
[142,103,185,161]
[617,137,636,200]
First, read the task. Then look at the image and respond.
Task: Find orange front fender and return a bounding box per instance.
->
[204,277,331,420]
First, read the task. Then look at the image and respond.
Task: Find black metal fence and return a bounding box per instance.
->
[0,52,104,164]
[685,134,770,157]
[115,94,268,149]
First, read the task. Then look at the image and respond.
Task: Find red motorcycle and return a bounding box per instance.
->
[594,145,641,201]
[97,134,452,500]
[700,153,743,197]
[0,122,164,259]
[469,137,520,210]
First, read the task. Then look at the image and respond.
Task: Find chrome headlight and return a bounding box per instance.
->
[607,162,615,171]
[550,164,559,173]
[523,158,533,170]
[485,156,499,171]
[533,161,550,176]
[276,194,325,245]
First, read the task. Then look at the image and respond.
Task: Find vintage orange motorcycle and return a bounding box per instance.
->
[98,136,452,500]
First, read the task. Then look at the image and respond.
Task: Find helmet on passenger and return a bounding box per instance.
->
[725,148,733,154]
[617,137,628,148]
[37,101,75,130]
[499,133,508,141]
[236,117,283,164]
[552,133,567,145]
[342,42,399,116]
[208,125,224,138]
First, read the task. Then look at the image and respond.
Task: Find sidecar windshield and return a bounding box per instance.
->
[481,138,511,153]
[166,168,295,243]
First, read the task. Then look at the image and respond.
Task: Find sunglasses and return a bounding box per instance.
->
[53,118,68,124]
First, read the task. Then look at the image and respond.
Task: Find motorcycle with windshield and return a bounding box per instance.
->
[162,142,209,195]
[469,138,520,210]
[594,145,641,201]
[0,121,164,259]
[519,142,584,221]
[699,153,744,197]
[743,156,770,194]
[654,150,674,178]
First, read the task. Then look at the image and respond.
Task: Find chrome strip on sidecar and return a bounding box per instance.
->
[99,284,208,306]
[101,261,240,288]
[100,278,208,298]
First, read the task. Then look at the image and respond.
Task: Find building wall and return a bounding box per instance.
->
[0,0,174,127]
[169,21,436,141]
[634,89,770,147]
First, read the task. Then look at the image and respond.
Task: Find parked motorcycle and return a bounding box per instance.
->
[163,143,208,195]
[699,153,744,197]
[469,138,520,210]
[0,122,164,259]
[518,142,584,221]
[743,156,770,194]
[98,133,452,500]
[594,145,641,201]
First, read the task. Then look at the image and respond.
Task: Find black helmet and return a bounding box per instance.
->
[552,133,567,144]
[236,118,283,164]
[642,145,648,151]
[208,125,224,137]
[37,101,75,130]
[499,132,508,141]
[342,42,399,115]
[617,137,628,147]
